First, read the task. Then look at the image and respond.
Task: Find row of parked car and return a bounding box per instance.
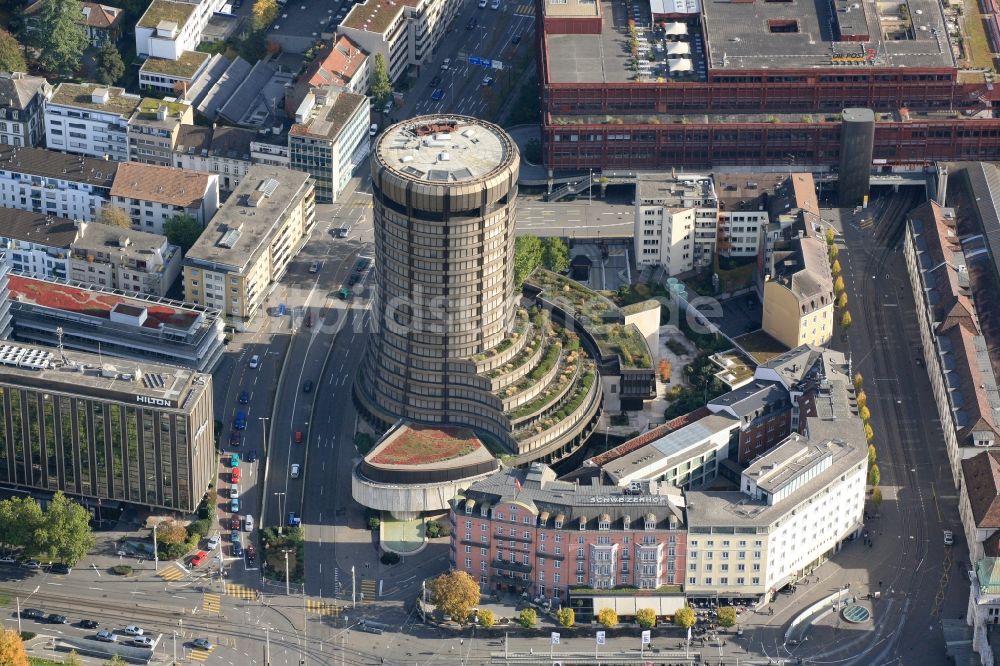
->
[17,612,185,649]
[0,555,71,573]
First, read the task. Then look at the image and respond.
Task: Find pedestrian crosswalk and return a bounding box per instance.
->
[202,593,221,613]
[224,583,257,600]
[188,647,214,662]
[157,563,186,581]
[361,577,376,600]
[859,217,874,229]
[349,200,373,209]
[513,3,534,15]
[306,599,341,616]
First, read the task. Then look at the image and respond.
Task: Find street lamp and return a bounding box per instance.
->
[589,169,593,204]
[274,492,286,535]
[16,585,40,635]
[153,522,160,572]
[172,630,178,665]
[282,549,293,596]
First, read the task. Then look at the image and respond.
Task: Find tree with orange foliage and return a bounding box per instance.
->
[0,628,29,666]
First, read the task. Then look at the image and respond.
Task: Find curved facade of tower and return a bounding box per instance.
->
[355,115,602,462]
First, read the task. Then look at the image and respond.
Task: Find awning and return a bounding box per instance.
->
[663,22,688,35]
[668,58,693,73]
[667,41,691,56]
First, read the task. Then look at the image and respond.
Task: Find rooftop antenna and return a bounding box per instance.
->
[56,326,68,364]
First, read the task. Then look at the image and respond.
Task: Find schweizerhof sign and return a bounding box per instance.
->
[588,495,669,505]
[135,395,175,408]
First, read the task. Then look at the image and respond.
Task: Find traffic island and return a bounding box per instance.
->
[260,525,304,584]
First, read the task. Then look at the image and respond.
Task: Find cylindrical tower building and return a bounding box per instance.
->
[356,116,520,444]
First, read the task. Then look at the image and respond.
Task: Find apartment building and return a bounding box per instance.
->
[288,90,369,203]
[139,51,212,97]
[714,174,771,260]
[339,0,462,83]
[110,162,219,234]
[0,340,214,512]
[0,210,181,297]
[760,234,833,349]
[451,463,688,621]
[8,274,225,372]
[172,125,288,192]
[0,73,52,148]
[128,98,194,166]
[45,84,140,162]
[0,145,117,223]
[634,173,717,273]
[285,35,370,115]
[135,0,228,60]
[183,167,315,328]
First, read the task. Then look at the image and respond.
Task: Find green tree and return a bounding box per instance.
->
[97,205,133,229]
[841,310,853,330]
[94,41,124,84]
[164,214,204,253]
[514,235,543,288]
[32,492,95,566]
[717,606,737,628]
[0,628,28,666]
[427,571,480,623]
[0,29,27,73]
[868,443,877,467]
[371,53,393,107]
[635,608,656,629]
[555,607,574,627]
[541,237,570,273]
[252,0,278,31]
[868,463,881,487]
[518,608,537,628]
[596,608,618,628]
[673,606,696,629]
[871,486,883,507]
[477,609,495,628]
[25,0,88,75]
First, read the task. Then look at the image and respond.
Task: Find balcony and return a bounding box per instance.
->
[537,550,565,561]
[492,559,532,574]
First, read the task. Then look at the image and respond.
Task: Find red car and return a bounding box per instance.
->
[190,551,208,567]
[231,467,242,483]
[230,516,241,530]
[294,431,303,444]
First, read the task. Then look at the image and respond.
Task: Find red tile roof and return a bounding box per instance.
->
[306,36,367,89]
[8,274,200,330]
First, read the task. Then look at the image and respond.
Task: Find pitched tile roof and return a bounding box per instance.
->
[111,162,213,208]
[963,450,1000,529]
[80,2,123,28]
[0,72,50,110]
[305,36,367,88]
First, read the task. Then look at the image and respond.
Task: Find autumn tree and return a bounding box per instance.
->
[868,444,877,467]
[868,463,881,487]
[658,358,672,382]
[673,606,696,629]
[829,243,839,261]
[597,608,618,628]
[0,628,28,666]
[837,291,848,310]
[856,390,867,410]
[871,487,883,507]
[859,405,871,423]
[865,423,875,442]
[477,609,494,628]
[841,310,853,330]
[0,29,27,73]
[831,259,842,276]
[252,0,278,31]
[64,650,83,666]
[555,607,575,627]
[518,608,537,628]
[98,205,133,229]
[717,606,737,628]
[853,372,864,391]
[427,570,480,623]
[635,608,656,629]
[834,276,846,295]
[825,227,835,245]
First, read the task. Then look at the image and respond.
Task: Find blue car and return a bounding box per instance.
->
[230,498,240,513]
[287,512,301,527]
[234,410,247,430]
[232,541,243,557]
[230,530,241,544]
[245,449,257,463]
[238,390,250,404]
[431,88,445,101]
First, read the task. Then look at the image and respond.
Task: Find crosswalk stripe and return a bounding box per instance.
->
[188,648,213,662]
[224,583,257,600]
[157,564,186,581]
[202,593,221,612]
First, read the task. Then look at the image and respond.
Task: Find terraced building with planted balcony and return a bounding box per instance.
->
[354,115,603,467]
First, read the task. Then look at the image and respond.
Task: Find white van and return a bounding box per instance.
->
[244,514,254,532]
[382,99,393,115]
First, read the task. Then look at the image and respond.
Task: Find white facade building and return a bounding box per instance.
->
[634,174,717,273]
[110,162,219,234]
[135,0,228,60]
[45,84,140,162]
[0,145,117,222]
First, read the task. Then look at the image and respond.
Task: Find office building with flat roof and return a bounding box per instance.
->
[0,340,215,511]
[127,97,194,166]
[8,273,224,372]
[183,166,315,328]
[44,84,140,162]
[289,90,370,203]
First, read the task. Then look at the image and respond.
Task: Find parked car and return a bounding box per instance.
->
[249,355,261,369]
[190,551,209,567]
[288,512,301,527]
[244,514,254,532]
[131,636,155,648]
[232,541,243,557]
[944,530,954,546]
[122,625,144,636]
[309,261,319,274]
[338,287,352,300]
[511,33,521,44]
[206,535,220,551]
[23,560,41,569]
[369,123,378,137]
[294,431,303,444]
[231,467,242,484]
[466,16,477,29]
[490,0,500,9]
[49,563,71,575]
[478,0,487,6]
[79,619,99,629]
[94,630,117,643]
[238,390,250,404]
[245,545,256,563]
[20,608,45,620]
[482,75,494,87]
[440,58,451,70]
[230,516,241,530]
[229,431,242,447]
[230,453,241,468]
[230,486,240,500]
[430,75,441,87]
[230,498,240,513]
[291,463,300,479]
[431,88,445,101]
[0,554,16,564]
[46,614,68,624]
[192,639,213,650]
[245,449,257,463]
[234,411,247,430]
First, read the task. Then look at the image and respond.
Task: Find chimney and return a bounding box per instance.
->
[157,105,168,121]
[91,88,110,105]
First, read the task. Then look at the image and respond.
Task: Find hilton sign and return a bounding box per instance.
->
[135,395,175,408]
